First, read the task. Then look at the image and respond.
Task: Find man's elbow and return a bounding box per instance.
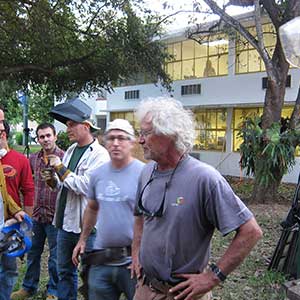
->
[244,217,263,243]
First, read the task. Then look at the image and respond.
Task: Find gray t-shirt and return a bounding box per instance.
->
[136,155,253,283]
[88,159,144,250]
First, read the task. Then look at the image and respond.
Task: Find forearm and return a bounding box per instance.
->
[79,203,98,243]
[217,217,263,276]
[132,216,144,257]
[24,206,33,217]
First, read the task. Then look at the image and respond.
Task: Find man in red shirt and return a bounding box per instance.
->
[0,116,34,300]
[0,120,34,215]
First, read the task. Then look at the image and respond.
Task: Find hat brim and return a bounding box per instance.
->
[49,111,85,124]
[49,112,100,133]
[83,120,101,133]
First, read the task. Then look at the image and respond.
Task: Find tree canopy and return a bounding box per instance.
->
[0,0,170,97]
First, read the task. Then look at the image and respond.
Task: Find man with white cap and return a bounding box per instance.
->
[72,119,144,300]
[46,98,110,300]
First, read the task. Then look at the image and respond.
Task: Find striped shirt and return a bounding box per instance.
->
[29,146,64,223]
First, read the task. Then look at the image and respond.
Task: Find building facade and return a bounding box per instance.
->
[108,14,300,183]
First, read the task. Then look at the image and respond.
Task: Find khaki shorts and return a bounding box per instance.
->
[133,277,212,300]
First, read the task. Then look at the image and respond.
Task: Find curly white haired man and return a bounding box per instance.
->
[131,97,262,300]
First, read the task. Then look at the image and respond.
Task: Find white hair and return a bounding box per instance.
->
[135,97,195,153]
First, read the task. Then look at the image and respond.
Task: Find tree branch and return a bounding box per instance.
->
[290,84,300,130]
[254,0,263,49]
[202,0,276,79]
[262,0,281,29]
[51,51,97,68]
[0,64,52,75]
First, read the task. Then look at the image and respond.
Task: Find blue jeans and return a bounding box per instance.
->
[22,221,58,296]
[0,255,17,300]
[88,264,136,300]
[57,229,95,300]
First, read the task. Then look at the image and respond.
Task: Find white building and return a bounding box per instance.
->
[104,13,300,183]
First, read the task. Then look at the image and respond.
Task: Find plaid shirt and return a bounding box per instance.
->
[29,146,64,223]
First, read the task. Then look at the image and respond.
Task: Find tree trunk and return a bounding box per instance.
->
[261,42,290,129]
[251,176,282,203]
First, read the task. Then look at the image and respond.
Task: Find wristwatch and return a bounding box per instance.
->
[210,263,227,282]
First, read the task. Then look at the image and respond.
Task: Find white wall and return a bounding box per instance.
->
[105,68,300,184]
[107,68,300,111]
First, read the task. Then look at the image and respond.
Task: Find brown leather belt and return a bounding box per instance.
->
[143,274,179,294]
[81,246,131,266]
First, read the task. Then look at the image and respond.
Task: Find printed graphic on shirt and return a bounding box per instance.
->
[171,196,185,207]
[103,181,127,202]
[2,164,17,178]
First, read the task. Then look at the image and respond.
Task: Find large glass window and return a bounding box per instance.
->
[110,111,139,131]
[232,107,299,155]
[236,23,276,74]
[232,107,263,151]
[194,109,227,151]
[166,34,228,81]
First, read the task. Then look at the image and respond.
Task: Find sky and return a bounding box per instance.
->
[143,0,252,30]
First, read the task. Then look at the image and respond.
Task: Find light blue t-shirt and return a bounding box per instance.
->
[88,159,144,251]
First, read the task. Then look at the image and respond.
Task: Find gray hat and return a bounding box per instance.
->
[49,98,100,132]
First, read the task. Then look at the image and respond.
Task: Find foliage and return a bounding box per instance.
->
[14,132,23,146]
[0,0,171,98]
[28,85,55,124]
[0,81,22,124]
[56,131,72,151]
[239,116,300,186]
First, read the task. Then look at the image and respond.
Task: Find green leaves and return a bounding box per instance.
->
[238,116,299,187]
[0,0,170,96]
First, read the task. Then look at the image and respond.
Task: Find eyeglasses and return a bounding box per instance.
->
[138,129,154,138]
[105,135,131,143]
[137,154,184,217]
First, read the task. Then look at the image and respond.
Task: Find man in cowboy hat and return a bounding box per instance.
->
[46,98,110,300]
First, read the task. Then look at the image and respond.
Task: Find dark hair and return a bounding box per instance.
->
[3,120,10,137]
[36,123,56,137]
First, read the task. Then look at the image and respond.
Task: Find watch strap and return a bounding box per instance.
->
[210,263,227,282]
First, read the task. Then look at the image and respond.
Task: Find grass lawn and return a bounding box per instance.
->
[12,144,41,155]
[13,177,295,300]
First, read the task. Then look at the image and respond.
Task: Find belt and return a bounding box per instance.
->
[143,274,179,294]
[81,246,131,266]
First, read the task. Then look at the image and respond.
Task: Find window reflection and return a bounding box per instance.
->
[232,107,299,156]
[194,109,227,151]
[166,34,228,80]
[236,23,276,74]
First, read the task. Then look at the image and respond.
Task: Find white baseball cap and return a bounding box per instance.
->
[105,119,135,136]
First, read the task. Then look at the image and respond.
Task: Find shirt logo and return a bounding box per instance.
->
[2,164,17,178]
[171,196,185,207]
[103,181,127,202]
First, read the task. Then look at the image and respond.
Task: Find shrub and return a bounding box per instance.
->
[15,132,23,145]
[56,131,72,151]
